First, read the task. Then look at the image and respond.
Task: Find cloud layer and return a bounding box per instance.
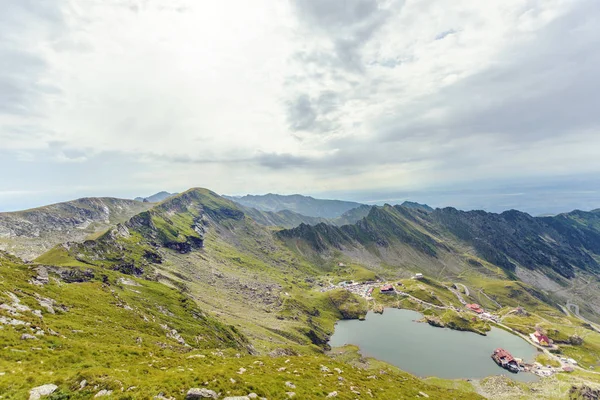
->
[1,0,599,212]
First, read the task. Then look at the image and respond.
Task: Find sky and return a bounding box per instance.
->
[1,0,600,214]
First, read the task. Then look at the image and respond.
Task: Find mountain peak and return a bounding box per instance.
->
[400,201,434,212]
[224,193,363,218]
[134,191,177,203]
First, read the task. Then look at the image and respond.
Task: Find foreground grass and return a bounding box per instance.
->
[0,254,480,399]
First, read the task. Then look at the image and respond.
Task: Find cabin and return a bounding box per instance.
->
[531,331,552,347]
[413,273,424,280]
[466,303,484,314]
[380,284,394,294]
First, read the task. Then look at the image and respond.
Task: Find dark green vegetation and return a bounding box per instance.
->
[3,187,600,398]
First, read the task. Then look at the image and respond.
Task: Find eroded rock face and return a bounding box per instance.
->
[30,266,49,286]
[569,385,600,399]
[0,198,151,260]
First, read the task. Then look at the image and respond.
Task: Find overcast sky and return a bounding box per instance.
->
[1,0,599,214]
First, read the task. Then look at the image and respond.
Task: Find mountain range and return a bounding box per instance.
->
[223,193,364,218]
[2,188,600,398]
[134,191,177,203]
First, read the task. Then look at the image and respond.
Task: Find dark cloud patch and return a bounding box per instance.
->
[377,1,600,145]
[291,0,393,74]
[287,0,400,135]
[0,49,51,115]
[255,152,312,169]
[285,92,340,133]
[435,29,456,40]
[286,94,317,131]
[292,0,381,29]
[0,0,64,116]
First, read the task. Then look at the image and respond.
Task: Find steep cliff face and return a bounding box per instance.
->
[430,208,600,278]
[0,198,153,260]
[278,204,600,280]
[277,204,440,257]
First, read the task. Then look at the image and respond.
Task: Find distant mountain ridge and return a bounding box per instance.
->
[224,193,363,218]
[241,204,373,229]
[0,197,153,260]
[134,191,177,203]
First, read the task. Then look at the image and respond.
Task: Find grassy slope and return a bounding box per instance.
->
[8,188,600,397]
[0,255,480,399]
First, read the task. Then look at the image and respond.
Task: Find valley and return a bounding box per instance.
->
[2,189,600,399]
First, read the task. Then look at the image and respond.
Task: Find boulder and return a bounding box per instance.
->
[21,334,38,340]
[569,335,584,345]
[186,388,218,399]
[29,384,58,400]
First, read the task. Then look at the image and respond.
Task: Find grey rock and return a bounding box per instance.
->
[285,381,295,389]
[29,384,58,400]
[21,334,38,340]
[326,391,338,398]
[223,397,249,400]
[94,390,113,397]
[186,388,218,399]
[154,393,175,400]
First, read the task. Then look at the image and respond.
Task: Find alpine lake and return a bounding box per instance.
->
[329,308,539,382]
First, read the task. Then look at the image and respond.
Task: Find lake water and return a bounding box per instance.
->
[329,308,539,382]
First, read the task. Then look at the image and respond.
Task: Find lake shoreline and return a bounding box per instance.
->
[328,308,540,382]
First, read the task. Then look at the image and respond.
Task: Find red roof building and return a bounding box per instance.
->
[466,303,484,314]
[380,284,394,293]
[533,331,551,347]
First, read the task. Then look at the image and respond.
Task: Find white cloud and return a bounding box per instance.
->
[1,0,599,211]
